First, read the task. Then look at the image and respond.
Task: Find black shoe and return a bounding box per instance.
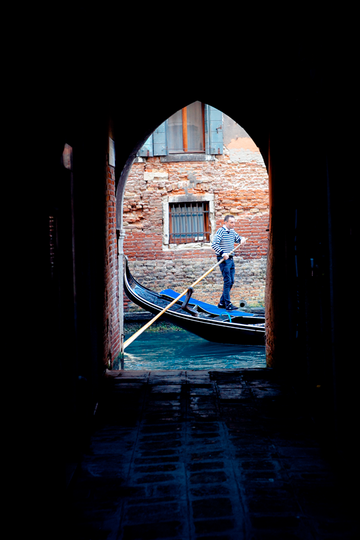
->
[217,303,225,309]
[225,303,237,311]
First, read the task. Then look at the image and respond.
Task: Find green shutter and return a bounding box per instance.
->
[205,105,223,155]
[137,134,153,157]
[153,121,167,156]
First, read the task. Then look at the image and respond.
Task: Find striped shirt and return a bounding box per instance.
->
[211,226,243,257]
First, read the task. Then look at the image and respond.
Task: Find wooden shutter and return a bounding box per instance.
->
[153,121,168,156]
[137,134,154,157]
[205,105,223,155]
[137,120,168,157]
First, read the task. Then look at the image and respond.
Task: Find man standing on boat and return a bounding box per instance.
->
[211,214,247,311]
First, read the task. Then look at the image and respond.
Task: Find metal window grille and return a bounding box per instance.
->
[169,202,210,244]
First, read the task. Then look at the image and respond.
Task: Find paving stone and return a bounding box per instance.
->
[251,387,282,399]
[134,463,179,474]
[138,440,182,451]
[135,473,176,484]
[122,520,183,540]
[242,469,283,482]
[190,450,224,461]
[109,369,150,378]
[134,456,180,465]
[240,459,278,471]
[146,483,184,500]
[218,387,250,400]
[190,434,221,444]
[190,484,231,497]
[112,382,145,389]
[190,396,216,407]
[190,422,220,431]
[144,414,182,423]
[186,371,211,384]
[189,413,219,421]
[192,497,233,520]
[126,484,184,506]
[188,436,222,448]
[187,461,225,472]
[124,502,181,523]
[150,385,182,393]
[140,424,182,434]
[140,448,179,457]
[139,432,181,442]
[189,387,214,395]
[189,470,228,484]
[194,518,236,536]
[146,401,181,410]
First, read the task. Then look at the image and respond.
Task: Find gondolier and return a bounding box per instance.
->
[211,214,247,311]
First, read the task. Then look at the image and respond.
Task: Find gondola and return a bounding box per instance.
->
[124,258,265,345]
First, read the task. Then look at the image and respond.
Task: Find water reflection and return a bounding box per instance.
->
[124,330,266,370]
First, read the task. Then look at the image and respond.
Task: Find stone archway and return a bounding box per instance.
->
[114,100,271,366]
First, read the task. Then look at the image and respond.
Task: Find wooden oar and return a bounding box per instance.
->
[123,242,243,350]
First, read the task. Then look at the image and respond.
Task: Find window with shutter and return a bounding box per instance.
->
[137,102,223,158]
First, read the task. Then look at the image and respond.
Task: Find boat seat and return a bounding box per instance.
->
[160,289,257,318]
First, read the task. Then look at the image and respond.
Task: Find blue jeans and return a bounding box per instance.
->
[217,257,235,307]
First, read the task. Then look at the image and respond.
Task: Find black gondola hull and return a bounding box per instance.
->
[124,259,265,345]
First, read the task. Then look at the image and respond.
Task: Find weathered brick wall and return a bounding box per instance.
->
[123,119,269,312]
[104,162,120,365]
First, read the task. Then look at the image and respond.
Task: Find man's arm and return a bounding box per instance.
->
[211,228,225,256]
[235,232,247,245]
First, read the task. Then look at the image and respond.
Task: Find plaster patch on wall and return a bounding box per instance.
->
[224,136,265,166]
[227,136,258,151]
[144,171,169,181]
[228,148,266,165]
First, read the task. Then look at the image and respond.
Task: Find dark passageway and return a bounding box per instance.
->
[67,370,358,539]
[32,14,357,539]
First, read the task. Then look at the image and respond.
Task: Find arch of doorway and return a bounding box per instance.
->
[114,100,271,365]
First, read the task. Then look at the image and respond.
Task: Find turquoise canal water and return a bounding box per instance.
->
[123,330,266,370]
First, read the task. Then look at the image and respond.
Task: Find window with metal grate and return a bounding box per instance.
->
[169,201,210,244]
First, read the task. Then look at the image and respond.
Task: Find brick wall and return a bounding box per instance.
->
[104,162,120,365]
[123,120,269,312]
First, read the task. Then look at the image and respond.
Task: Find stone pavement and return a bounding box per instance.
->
[67,369,358,539]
